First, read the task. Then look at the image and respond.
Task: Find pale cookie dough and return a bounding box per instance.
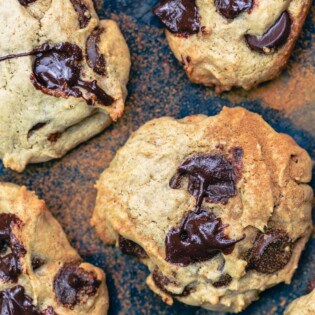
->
[0,182,108,314]
[0,0,130,172]
[92,107,313,313]
[284,289,315,315]
[153,0,312,92]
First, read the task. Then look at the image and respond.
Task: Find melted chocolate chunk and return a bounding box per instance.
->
[152,267,191,297]
[246,229,292,274]
[212,274,232,288]
[31,257,45,271]
[0,286,38,315]
[32,42,114,106]
[215,0,252,20]
[170,153,237,210]
[165,210,244,266]
[307,278,315,293]
[118,236,148,259]
[245,11,292,53]
[18,0,37,6]
[86,28,106,75]
[70,0,91,29]
[0,214,26,283]
[53,262,101,308]
[153,0,200,35]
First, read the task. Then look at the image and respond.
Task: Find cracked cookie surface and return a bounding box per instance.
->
[92,107,313,313]
[0,182,108,315]
[0,0,130,172]
[153,0,312,92]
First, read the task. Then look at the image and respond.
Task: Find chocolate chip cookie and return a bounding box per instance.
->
[0,0,130,172]
[153,0,312,92]
[0,182,108,314]
[92,107,313,313]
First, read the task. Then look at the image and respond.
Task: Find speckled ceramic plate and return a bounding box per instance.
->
[1,1,314,314]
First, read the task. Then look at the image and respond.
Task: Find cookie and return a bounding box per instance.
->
[91,107,313,313]
[0,182,108,314]
[0,0,130,172]
[153,0,312,92]
[284,284,315,315]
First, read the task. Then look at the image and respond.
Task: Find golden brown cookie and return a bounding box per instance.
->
[92,107,313,313]
[0,182,108,314]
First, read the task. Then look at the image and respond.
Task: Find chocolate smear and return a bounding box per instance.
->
[70,0,91,29]
[153,0,200,35]
[165,210,244,266]
[245,11,291,53]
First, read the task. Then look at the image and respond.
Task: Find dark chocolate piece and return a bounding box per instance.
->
[70,0,91,29]
[170,153,238,210]
[212,274,232,288]
[118,236,148,259]
[165,210,244,266]
[31,257,45,271]
[245,11,291,53]
[86,28,106,75]
[153,0,200,35]
[29,123,47,133]
[0,285,38,315]
[0,214,26,283]
[53,262,101,308]
[214,0,252,20]
[18,0,37,6]
[246,229,292,274]
[32,42,114,106]
[47,132,62,143]
[152,267,191,297]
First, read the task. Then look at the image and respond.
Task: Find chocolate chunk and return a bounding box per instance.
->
[0,214,26,283]
[53,262,101,308]
[153,0,200,35]
[118,236,148,259]
[152,267,191,297]
[170,153,238,210]
[29,123,47,133]
[215,0,253,20]
[31,257,45,271]
[212,274,232,288]
[18,0,37,6]
[47,132,62,143]
[31,42,114,106]
[86,28,107,75]
[70,0,91,29]
[165,210,244,266]
[246,229,292,274]
[245,11,292,53]
[307,278,315,293]
[0,285,38,315]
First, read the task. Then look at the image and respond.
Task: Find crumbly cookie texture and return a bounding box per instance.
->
[0,182,108,315]
[0,0,130,172]
[153,0,312,92]
[92,107,313,313]
[284,289,315,315]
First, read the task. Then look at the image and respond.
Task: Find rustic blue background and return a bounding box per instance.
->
[1,1,314,314]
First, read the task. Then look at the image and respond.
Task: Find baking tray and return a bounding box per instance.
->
[1,1,314,314]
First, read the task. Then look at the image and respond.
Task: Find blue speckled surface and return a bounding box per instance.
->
[1,1,314,314]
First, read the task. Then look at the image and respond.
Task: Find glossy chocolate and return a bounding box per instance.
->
[152,267,191,297]
[246,229,292,274]
[86,28,107,75]
[0,286,38,315]
[18,0,37,6]
[70,0,91,29]
[170,153,237,210]
[215,0,253,20]
[212,274,232,288]
[31,257,45,271]
[245,11,292,53]
[118,236,148,259]
[165,210,244,266]
[32,42,114,106]
[53,262,101,307]
[0,214,26,283]
[153,0,200,35]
